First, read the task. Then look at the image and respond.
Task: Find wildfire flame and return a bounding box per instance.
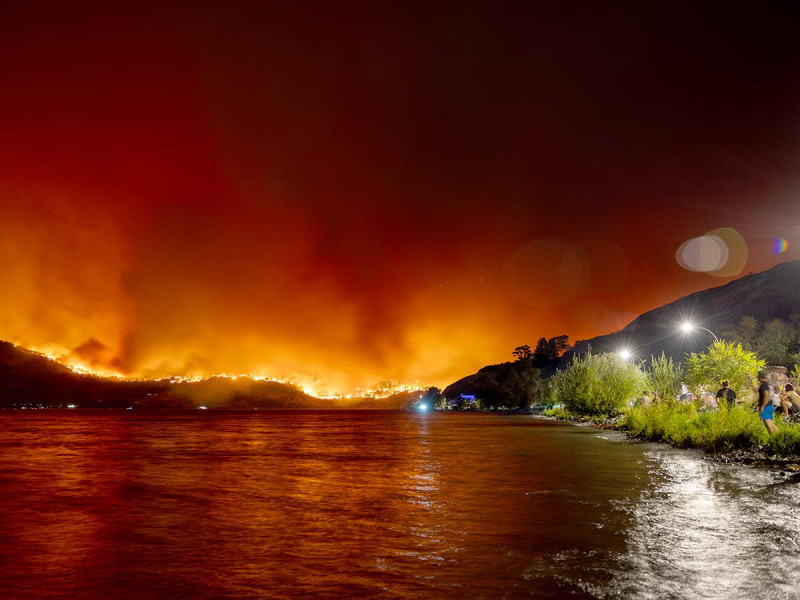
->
[25,344,424,399]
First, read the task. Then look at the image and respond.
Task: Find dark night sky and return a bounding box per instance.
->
[1,1,799,391]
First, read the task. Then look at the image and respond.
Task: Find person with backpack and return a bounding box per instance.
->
[715,380,736,408]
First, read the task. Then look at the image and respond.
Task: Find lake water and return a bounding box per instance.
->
[0,410,798,599]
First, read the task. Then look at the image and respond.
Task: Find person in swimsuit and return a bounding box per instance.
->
[758,371,778,434]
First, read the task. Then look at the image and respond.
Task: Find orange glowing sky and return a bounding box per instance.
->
[1,2,799,392]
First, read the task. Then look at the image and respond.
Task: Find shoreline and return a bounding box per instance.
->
[536,413,800,477]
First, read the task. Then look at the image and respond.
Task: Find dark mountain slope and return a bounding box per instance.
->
[562,260,800,368]
[0,341,423,409]
[443,261,800,398]
[0,341,168,407]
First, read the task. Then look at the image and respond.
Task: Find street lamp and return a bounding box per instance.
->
[680,321,719,342]
[618,348,646,364]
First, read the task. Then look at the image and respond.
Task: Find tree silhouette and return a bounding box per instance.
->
[512,345,533,361]
[532,335,571,365]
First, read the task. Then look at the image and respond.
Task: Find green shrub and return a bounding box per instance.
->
[646,352,683,404]
[551,352,644,416]
[791,364,800,388]
[543,406,571,419]
[685,340,764,400]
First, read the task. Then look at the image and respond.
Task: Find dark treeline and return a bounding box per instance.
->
[719,315,800,369]
[441,335,571,411]
[511,335,571,367]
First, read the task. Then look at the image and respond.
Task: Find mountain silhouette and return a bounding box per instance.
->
[0,341,424,409]
[445,260,800,399]
[561,260,800,370]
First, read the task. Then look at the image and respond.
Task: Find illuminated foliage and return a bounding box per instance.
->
[792,364,800,388]
[646,352,684,404]
[551,351,644,416]
[684,340,765,399]
[770,426,800,455]
[622,403,766,452]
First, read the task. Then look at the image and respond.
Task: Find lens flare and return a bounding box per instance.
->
[704,227,747,277]
[676,235,728,272]
[774,238,789,254]
[675,228,747,277]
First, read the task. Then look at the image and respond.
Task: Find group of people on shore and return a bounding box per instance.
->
[716,373,800,435]
[636,374,800,435]
[755,372,800,434]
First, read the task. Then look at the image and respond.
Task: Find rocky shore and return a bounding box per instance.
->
[703,446,800,476]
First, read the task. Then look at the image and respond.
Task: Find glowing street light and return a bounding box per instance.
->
[618,348,646,364]
[680,321,719,342]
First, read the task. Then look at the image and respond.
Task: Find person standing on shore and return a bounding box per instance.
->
[757,372,778,434]
[716,380,736,408]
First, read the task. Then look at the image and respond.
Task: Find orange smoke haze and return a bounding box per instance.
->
[1,3,799,393]
[0,188,518,392]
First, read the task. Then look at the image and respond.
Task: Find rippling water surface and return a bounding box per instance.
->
[0,410,797,599]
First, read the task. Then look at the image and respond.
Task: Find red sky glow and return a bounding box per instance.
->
[1,2,799,392]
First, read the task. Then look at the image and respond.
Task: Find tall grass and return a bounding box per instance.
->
[622,403,769,453]
[771,427,800,455]
[543,405,610,423]
[646,352,683,404]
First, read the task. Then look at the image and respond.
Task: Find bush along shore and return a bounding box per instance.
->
[538,341,800,475]
[544,403,800,474]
